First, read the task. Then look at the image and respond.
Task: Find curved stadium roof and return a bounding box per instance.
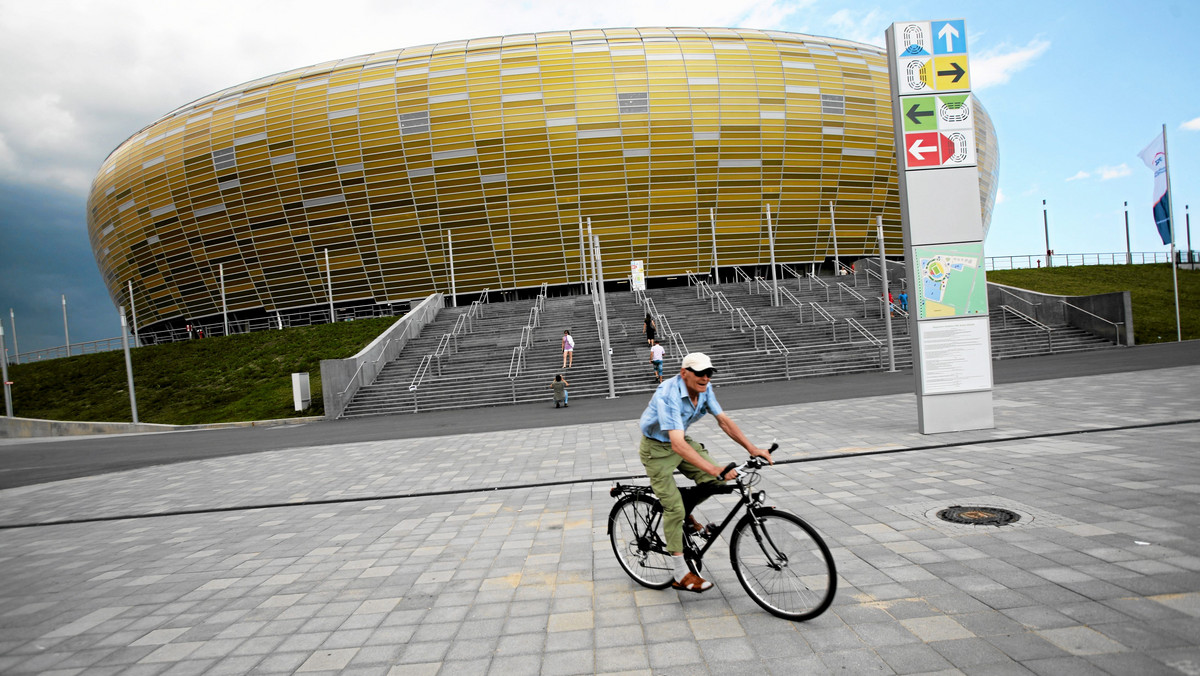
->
[87,27,998,333]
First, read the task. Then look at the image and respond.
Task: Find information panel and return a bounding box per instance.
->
[917,318,992,395]
[912,243,988,319]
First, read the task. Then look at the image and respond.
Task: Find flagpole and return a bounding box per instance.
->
[1163,123,1182,342]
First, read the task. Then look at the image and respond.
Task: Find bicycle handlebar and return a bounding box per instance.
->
[727,442,779,479]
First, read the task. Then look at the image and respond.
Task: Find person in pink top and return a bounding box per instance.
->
[561,329,575,368]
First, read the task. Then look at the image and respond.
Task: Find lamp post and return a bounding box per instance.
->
[62,294,70,357]
[119,306,139,423]
[8,309,17,364]
[324,249,334,323]
[1124,201,1132,265]
[1,320,12,417]
[1042,199,1052,268]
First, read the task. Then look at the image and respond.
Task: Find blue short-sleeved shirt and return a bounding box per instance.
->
[639,374,724,442]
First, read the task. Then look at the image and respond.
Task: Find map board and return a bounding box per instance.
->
[913,243,988,319]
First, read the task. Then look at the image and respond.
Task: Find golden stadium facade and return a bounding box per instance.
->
[87,27,999,333]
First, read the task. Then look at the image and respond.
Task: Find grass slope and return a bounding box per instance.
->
[986,263,1198,344]
[7,316,398,425]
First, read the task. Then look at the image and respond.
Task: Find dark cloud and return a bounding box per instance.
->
[0,182,118,358]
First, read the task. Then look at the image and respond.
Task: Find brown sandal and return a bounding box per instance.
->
[672,572,713,593]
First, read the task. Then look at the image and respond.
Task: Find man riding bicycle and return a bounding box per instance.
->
[638,352,773,592]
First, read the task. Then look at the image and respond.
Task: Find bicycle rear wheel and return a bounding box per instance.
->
[729,507,836,621]
[609,495,674,589]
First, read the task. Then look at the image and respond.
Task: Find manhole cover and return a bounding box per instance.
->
[936,505,1021,526]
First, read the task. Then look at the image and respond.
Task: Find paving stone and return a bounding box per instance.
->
[1,366,1198,676]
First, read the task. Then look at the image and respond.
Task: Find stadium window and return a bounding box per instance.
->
[820,94,845,116]
[400,111,430,135]
[618,92,648,114]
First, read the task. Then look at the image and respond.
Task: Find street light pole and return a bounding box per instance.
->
[710,207,719,285]
[1185,204,1195,264]
[1042,199,1052,268]
[8,308,17,364]
[325,249,335,323]
[1124,201,1132,265]
[61,294,70,357]
[1,320,12,417]
[119,305,139,424]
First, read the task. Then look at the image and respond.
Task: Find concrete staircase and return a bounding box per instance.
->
[339,272,1120,417]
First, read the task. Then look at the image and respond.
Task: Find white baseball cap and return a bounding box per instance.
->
[680,352,716,373]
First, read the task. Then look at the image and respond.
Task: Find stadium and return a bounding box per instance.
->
[86,27,998,336]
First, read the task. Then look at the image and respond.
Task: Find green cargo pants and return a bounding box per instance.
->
[639,435,726,553]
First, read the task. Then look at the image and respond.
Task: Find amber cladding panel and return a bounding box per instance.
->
[88,28,999,332]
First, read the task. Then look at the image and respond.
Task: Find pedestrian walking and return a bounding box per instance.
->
[561,329,574,368]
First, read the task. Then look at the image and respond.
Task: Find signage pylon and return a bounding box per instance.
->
[886,19,995,434]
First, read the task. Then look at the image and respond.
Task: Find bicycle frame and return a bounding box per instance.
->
[610,467,770,563]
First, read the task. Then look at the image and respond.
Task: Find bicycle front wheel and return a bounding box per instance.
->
[729,507,837,621]
[609,495,674,589]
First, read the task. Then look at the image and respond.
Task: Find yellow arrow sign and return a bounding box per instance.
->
[933,55,970,91]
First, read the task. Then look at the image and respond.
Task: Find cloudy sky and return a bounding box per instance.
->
[1,0,1197,354]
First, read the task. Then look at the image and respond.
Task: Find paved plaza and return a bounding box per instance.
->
[1,365,1198,675]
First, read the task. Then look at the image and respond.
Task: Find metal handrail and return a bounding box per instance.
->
[1059,301,1126,345]
[780,263,804,287]
[409,354,432,392]
[696,280,715,300]
[657,314,675,339]
[686,270,702,287]
[480,288,490,304]
[451,313,470,338]
[519,325,533,351]
[644,297,661,325]
[759,324,792,379]
[778,286,805,322]
[809,301,838,340]
[845,317,882,346]
[994,286,1041,313]
[876,297,910,333]
[527,305,541,328]
[432,333,455,375]
[835,261,856,279]
[712,291,735,315]
[507,345,525,380]
[666,331,689,359]
[838,282,869,317]
[733,307,757,333]
[752,276,774,296]
[998,305,1054,352]
[733,267,752,291]
[760,324,789,355]
[806,272,831,301]
[845,317,884,366]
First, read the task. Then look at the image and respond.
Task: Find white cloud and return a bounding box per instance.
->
[1098,164,1131,180]
[995,188,1006,205]
[1065,163,1131,184]
[0,0,793,197]
[1182,116,1200,131]
[971,39,1050,90]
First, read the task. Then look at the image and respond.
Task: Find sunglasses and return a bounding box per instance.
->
[686,367,715,378]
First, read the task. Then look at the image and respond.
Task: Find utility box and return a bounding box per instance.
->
[292,372,311,411]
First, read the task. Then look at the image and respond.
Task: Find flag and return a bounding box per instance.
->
[1138,132,1172,245]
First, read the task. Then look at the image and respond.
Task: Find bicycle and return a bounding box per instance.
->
[607,443,837,621]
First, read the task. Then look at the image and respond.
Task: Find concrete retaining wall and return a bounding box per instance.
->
[987,283,1133,345]
[0,415,320,439]
[320,293,444,419]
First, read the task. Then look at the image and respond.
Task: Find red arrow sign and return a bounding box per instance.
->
[905,132,941,167]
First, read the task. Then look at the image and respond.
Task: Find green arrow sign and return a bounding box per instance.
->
[903,96,936,132]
